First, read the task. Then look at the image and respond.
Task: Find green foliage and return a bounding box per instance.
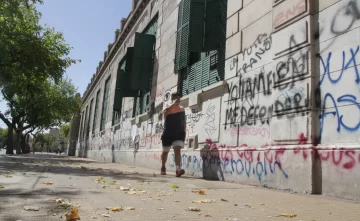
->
[0,0,81,136]
[60,123,70,139]
[0,128,7,146]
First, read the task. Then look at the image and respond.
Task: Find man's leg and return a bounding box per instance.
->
[161,148,170,169]
[161,135,171,175]
[173,140,185,177]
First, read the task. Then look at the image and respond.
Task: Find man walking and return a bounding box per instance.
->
[160,92,186,177]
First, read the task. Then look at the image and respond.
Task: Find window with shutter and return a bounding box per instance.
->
[177,0,227,96]
[83,106,88,139]
[87,99,93,138]
[92,90,101,133]
[133,17,158,117]
[100,77,111,131]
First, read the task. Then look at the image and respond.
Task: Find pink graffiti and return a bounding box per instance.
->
[227,127,270,138]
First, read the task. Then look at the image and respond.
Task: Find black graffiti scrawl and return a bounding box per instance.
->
[204,103,217,138]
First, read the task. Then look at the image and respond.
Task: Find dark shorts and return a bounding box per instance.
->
[161,132,185,151]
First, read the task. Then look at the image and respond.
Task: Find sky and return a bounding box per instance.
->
[0,0,132,128]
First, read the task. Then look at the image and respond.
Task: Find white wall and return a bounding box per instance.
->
[77,0,360,201]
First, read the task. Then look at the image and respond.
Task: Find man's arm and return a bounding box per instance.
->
[163,100,177,114]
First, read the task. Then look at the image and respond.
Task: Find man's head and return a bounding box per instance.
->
[171,92,181,102]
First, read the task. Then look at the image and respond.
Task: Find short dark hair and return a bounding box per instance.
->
[171,92,181,100]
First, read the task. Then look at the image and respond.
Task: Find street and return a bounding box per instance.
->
[0,153,359,221]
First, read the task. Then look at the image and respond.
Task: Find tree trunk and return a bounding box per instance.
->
[16,131,22,154]
[21,134,27,154]
[6,127,14,154]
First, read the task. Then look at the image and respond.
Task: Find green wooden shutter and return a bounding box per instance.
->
[189,0,205,52]
[201,55,210,88]
[122,48,139,97]
[204,0,226,51]
[130,33,155,90]
[92,90,100,132]
[174,0,191,71]
[113,68,124,111]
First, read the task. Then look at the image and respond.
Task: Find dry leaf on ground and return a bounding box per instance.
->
[101,214,111,218]
[105,207,122,212]
[42,181,53,185]
[119,186,130,191]
[192,199,216,204]
[125,207,135,210]
[23,206,40,211]
[276,214,297,218]
[187,207,201,212]
[198,190,205,195]
[108,181,117,185]
[65,208,80,221]
[0,185,5,189]
[221,199,229,202]
[125,191,137,195]
[171,184,179,188]
[94,177,106,184]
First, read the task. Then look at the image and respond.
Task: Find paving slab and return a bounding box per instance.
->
[0,153,359,221]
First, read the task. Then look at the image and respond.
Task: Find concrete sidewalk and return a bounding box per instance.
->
[0,154,359,221]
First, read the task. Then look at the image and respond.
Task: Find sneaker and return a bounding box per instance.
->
[160,167,166,175]
[176,169,185,177]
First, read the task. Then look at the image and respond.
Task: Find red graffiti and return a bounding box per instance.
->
[273,0,306,28]
[317,148,358,170]
[227,127,270,138]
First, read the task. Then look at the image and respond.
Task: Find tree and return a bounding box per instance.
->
[0,0,80,154]
[35,133,56,152]
[60,124,70,140]
[0,128,7,148]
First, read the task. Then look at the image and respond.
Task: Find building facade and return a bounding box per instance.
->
[75,0,360,201]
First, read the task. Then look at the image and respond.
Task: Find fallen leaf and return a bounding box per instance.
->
[125,207,135,210]
[234,204,238,206]
[221,199,229,202]
[245,204,252,208]
[198,190,205,195]
[174,200,180,202]
[260,203,265,206]
[101,214,111,218]
[276,214,297,218]
[105,207,122,212]
[65,208,80,221]
[204,214,212,217]
[120,186,130,191]
[58,201,72,209]
[125,191,137,195]
[102,185,108,188]
[158,208,164,210]
[42,181,53,185]
[187,207,201,212]
[138,190,147,193]
[23,206,40,211]
[171,184,179,188]
[108,181,117,185]
[54,198,64,203]
[192,199,216,204]
[0,185,6,189]
[94,177,106,184]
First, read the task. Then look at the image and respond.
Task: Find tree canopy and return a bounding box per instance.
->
[0,0,81,154]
